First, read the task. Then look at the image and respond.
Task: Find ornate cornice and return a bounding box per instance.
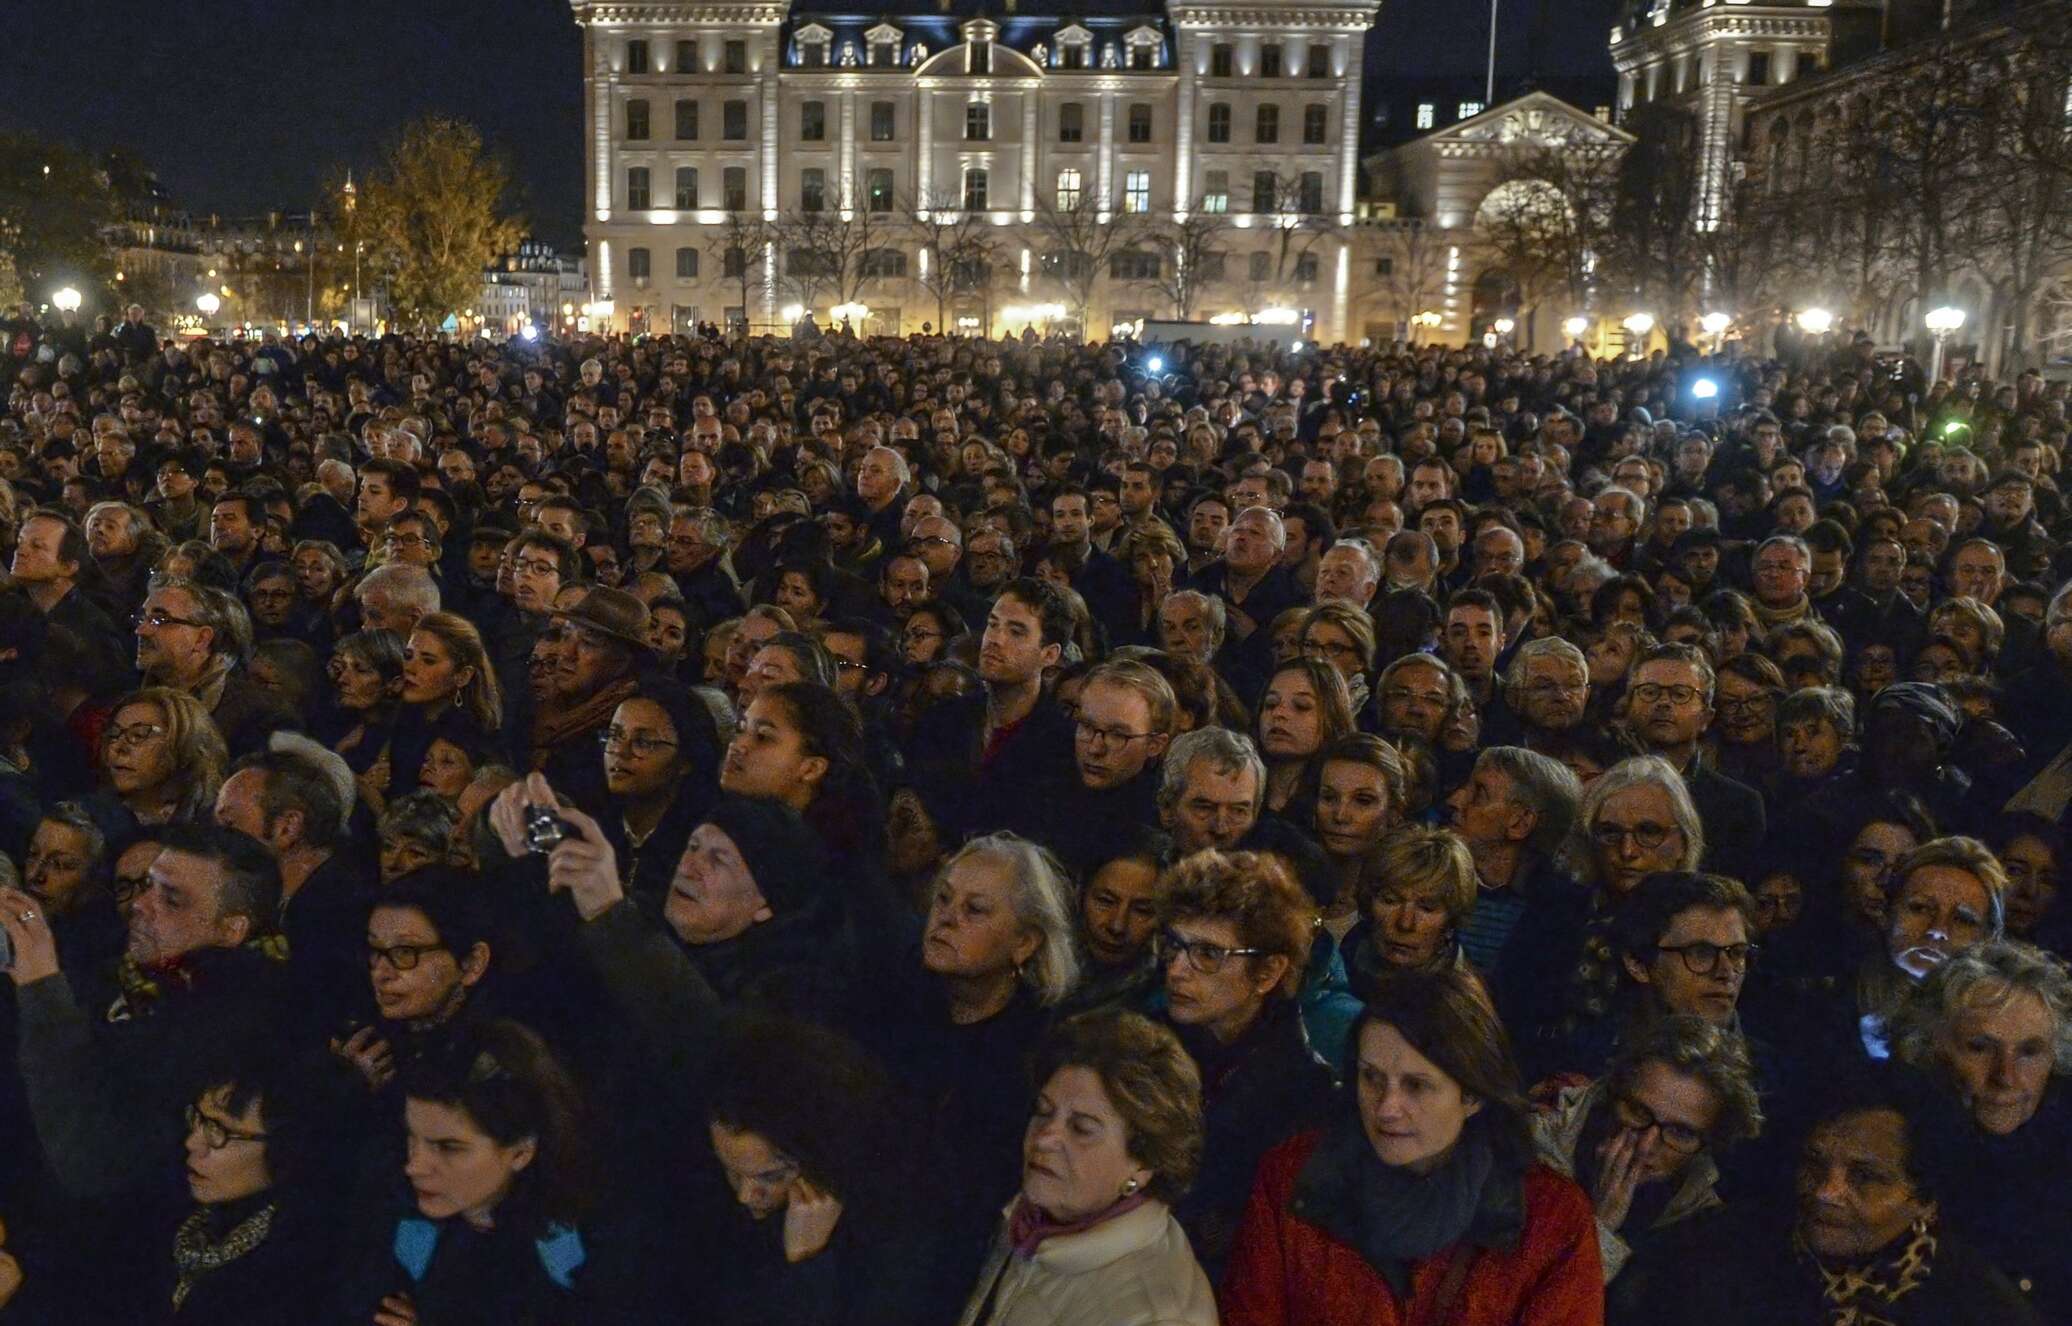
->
[1169,6,1377,30]
[572,2,786,24]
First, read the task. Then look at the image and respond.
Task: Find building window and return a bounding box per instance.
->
[676,247,699,279]
[1256,104,1279,143]
[801,168,826,212]
[1747,50,1771,85]
[723,100,748,140]
[1298,171,1323,213]
[871,100,896,141]
[1303,104,1328,144]
[675,167,699,208]
[799,39,826,68]
[724,247,746,277]
[1130,44,1155,70]
[1124,170,1150,212]
[675,39,698,71]
[1062,42,1086,69]
[627,167,652,210]
[872,40,896,66]
[626,99,650,140]
[1128,103,1152,143]
[963,167,988,210]
[1294,253,1318,282]
[1458,100,1483,119]
[966,102,990,141]
[1207,103,1230,143]
[723,166,747,211]
[627,40,650,73]
[629,247,651,281]
[1252,171,1275,213]
[1248,251,1270,281]
[802,101,826,141]
[867,168,895,211]
[1375,256,1394,276]
[862,248,907,278]
[1415,102,1435,129]
[1203,170,1229,213]
[1261,44,1282,77]
[970,42,990,74]
[1111,249,1160,280]
[1210,43,1233,77]
[675,99,699,140]
[1060,102,1084,142]
[1307,43,1329,77]
[1056,167,1083,211]
[724,40,747,74]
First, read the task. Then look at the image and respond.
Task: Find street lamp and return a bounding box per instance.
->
[1623,312,1656,336]
[51,287,82,314]
[1795,307,1835,336]
[1700,312,1732,337]
[196,293,221,319]
[1563,315,1590,342]
[1925,306,1966,383]
[1493,317,1516,337]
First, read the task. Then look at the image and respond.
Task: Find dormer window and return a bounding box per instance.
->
[795,24,832,68]
[1124,26,1161,71]
[970,41,990,74]
[909,42,928,67]
[1056,25,1092,69]
[865,23,903,67]
[873,40,896,64]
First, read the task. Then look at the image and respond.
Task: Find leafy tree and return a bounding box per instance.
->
[355,117,524,330]
[0,133,116,307]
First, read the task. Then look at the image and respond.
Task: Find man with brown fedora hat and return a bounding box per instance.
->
[525,585,655,809]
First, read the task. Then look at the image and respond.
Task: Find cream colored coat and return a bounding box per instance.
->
[955,1198,1220,1326]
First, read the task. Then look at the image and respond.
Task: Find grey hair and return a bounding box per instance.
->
[168,581,254,667]
[1606,1016,1764,1149]
[941,833,1081,1006]
[37,801,108,874]
[269,732,357,838]
[1504,636,1587,697]
[1755,534,1811,569]
[1235,505,1287,551]
[377,790,459,851]
[1162,589,1227,653]
[1561,755,1705,888]
[1596,485,1646,524]
[1892,940,2072,1076]
[85,500,149,541]
[357,563,442,617]
[1326,538,1379,581]
[1568,554,1619,598]
[1777,686,1856,740]
[675,506,732,544]
[1158,727,1266,814]
[1474,746,1582,858]
[866,445,911,486]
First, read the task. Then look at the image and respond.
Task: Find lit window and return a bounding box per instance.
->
[1458,101,1484,119]
[1057,168,1083,211]
[1415,103,1435,129]
[1125,170,1150,213]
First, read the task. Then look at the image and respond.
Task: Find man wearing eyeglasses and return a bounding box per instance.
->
[1045,661,1175,874]
[1626,644,1765,883]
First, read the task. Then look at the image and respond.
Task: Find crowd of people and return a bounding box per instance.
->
[0,298,2068,1324]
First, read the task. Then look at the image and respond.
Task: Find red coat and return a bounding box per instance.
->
[1219,1130,1604,1326]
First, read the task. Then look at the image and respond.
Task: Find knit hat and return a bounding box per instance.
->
[699,796,827,916]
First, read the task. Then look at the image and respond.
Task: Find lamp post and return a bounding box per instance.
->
[1622,312,1655,357]
[1925,306,1966,384]
[51,287,81,315]
[1794,307,1834,336]
[196,292,221,322]
[342,172,359,330]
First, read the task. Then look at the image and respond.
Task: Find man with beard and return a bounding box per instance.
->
[524,587,653,814]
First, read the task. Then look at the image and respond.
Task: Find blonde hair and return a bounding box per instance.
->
[1083,659,1179,737]
[408,612,504,731]
[107,687,227,823]
[1361,825,1478,923]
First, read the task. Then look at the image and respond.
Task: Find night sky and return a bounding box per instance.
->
[1,0,1610,249]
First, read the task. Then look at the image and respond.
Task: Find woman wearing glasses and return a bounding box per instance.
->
[323,628,407,773]
[1530,1016,1762,1286]
[1155,849,1335,1283]
[334,875,497,1099]
[1299,603,1378,717]
[594,678,721,916]
[89,688,227,831]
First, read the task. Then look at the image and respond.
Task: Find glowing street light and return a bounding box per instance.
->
[196,293,222,318]
[1700,312,1733,336]
[1795,307,1835,335]
[1925,306,1966,382]
[830,302,869,325]
[1692,378,1719,400]
[1563,315,1590,340]
[51,287,82,314]
[779,303,807,323]
[1493,317,1516,336]
[1622,312,1656,336]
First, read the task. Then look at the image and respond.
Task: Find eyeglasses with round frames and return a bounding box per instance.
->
[1654,940,1757,976]
[185,1103,268,1150]
[1610,1093,1707,1153]
[597,727,679,758]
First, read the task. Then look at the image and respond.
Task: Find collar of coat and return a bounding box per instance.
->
[1289,1114,1526,1270]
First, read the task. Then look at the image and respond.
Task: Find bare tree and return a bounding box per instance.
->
[1234,169,1345,313]
[1372,221,1448,341]
[1605,103,1706,326]
[1142,203,1233,321]
[1030,186,1147,333]
[707,210,778,334]
[1476,143,1620,324]
[775,205,899,318]
[904,188,1001,333]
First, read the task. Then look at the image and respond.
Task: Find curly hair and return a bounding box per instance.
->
[1892,939,2072,1078]
[1605,1015,1764,1151]
[1156,849,1317,998]
[106,687,228,824]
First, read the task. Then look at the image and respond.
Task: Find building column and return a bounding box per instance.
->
[918,89,934,206]
[841,92,857,214]
[1336,33,1361,223]
[760,31,781,217]
[1172,30,1195,216]
[1021,94,1038,214]
[1098,92,1117,218]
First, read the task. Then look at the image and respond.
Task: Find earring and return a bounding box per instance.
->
[1122,1178,1140,1196]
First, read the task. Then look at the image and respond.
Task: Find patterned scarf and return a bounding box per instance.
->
[1793,1212,1938,1326]
[107,936,291,1023]
[171,1202,277,1309]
